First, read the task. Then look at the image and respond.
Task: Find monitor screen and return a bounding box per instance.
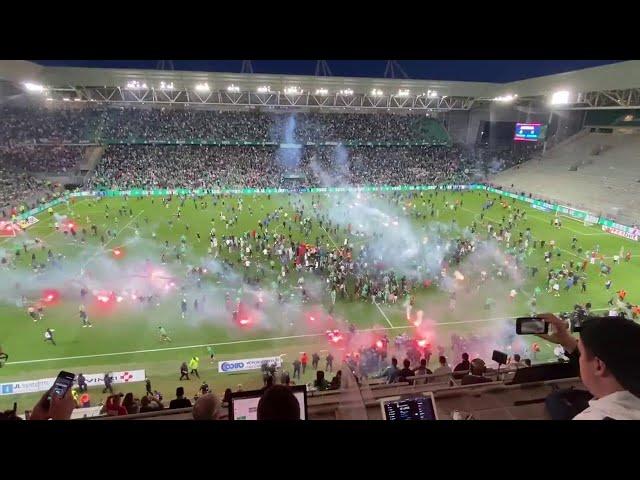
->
[381,394,438,420]
[230,386,307,420]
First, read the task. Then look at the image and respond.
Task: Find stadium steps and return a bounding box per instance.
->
[542,127,590,158]
[79,146,105,173]
[490,130,640,224]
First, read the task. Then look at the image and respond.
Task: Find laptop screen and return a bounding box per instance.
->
[381,394,438,420]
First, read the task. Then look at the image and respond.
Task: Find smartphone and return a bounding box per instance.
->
[516,317,548,335]
[48,371,76,401]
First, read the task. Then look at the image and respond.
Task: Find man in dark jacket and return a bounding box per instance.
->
[180,361,189,381]
[398,359,416,384]
[453,352,471,380]
[292,359,302,380]
[77,373,88,392]
[102,372,114,394]
[311,352,320,370]
[325,353,334,373]
[169,387,192,409]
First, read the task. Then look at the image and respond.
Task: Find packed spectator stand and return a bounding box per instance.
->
[0,105,484,212]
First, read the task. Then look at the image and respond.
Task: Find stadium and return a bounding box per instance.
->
[0,59,639,421]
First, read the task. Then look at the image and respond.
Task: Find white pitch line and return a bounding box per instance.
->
[320,224,339,249]
[374,301,394,328]
[80,210,144,270]
[4,307,615,367]
[526,210,608,236]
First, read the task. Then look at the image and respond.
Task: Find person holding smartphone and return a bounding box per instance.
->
[29,372,76,420]
[537,313,640,420]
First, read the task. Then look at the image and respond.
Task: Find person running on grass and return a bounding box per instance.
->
[44,328,56,345]
[79,304,92,328]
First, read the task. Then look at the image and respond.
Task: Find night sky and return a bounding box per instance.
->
[33,60,621,83]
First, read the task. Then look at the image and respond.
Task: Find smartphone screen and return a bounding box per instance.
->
[48,371,75,400]
[516,317,548,335]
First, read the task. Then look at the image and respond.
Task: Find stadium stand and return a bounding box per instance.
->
[490,129,640,225]
[80,367,583,420]
[2,59,640,423]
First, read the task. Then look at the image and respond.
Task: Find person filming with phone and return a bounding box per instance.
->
[535,313,640,420]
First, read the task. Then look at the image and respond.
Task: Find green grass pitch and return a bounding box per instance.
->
[0,189,638,411]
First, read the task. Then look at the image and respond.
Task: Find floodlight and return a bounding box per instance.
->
[227,84,240,93]
[62,98,70,102]
[427,90,438,98]
[315,88,328,96]
[284,86,302,95]
[23,82,45,93]
[550,90,570,105]
[371,88,384,96]
[257,86,271,93]
[397,89,410,97]
[126,80,148,90]
[339,88,354,96]
[159,81,174,91]
[195,82,210,92]
[493,94,516,102]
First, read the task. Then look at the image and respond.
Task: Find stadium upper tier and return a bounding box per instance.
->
[0,107,450,145]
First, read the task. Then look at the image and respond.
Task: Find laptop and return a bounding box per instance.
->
[379,392,439,420]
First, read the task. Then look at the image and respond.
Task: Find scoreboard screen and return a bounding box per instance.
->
[514,123,545,142]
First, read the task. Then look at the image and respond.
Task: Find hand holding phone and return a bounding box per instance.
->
[48,371,75,401]
[30,371,76,420]
[529,313,579,355]
[516,317,548,335]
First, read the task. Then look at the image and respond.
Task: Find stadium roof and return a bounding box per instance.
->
[1,60,639,110]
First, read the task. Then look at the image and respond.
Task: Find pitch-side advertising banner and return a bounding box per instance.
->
[0,369,146,396]
[218,356,283,373]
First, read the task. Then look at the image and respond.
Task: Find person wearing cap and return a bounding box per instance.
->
[538,313,640,420]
